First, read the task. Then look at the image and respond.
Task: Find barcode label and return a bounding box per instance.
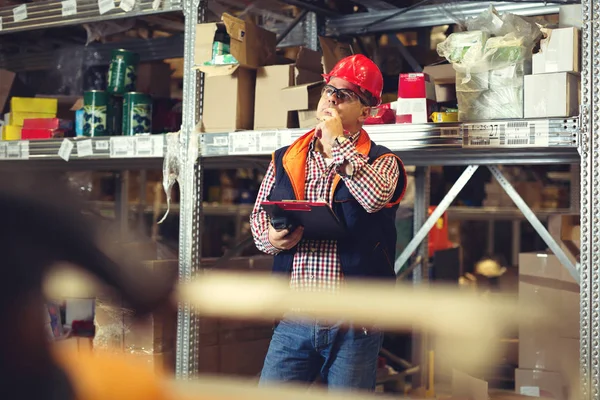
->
[76,139,93,157]
[58,139,74,161]
[134,136,163,157]
[0,141,29,159]
[260,131,278,152]
[0,16,3,31]
[98,0,115,14]
[465,121,550,147]
[152,0,161,9]
[229,132,259,155]
[120,0,135,12]
[440,127,460,137]
[213,136,228,146]
[61,0,77,16]
[13,4,27,22]
[110,137,135,158]
[95,140,109,150]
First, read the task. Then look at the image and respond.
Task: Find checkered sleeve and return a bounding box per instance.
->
[333,142,400,213]
[250,161,282,255]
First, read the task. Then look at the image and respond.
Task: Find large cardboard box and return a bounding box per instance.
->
[533,28,580,75]
[519,329,578,371]
[518,253,579,339]
[524,72,579,118]
[254,48,323,130]
[136,62,173,98]
[195,14,276,132]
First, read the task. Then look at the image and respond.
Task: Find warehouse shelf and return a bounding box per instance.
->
[0,0,182,35]
[200,118,579,166]
[326,1,562,35]
[0,134,166,169]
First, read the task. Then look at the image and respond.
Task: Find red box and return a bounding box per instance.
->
[21,128,63,140]
[397,73,437,124]
[22,118,60,130]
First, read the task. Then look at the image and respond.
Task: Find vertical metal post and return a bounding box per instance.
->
[580,0,592,398]
[411,166,430,387]
[176,0,205,379]
[571,163,581,214]
[304,11,318,51]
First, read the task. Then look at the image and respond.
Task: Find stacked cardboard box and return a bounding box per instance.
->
[516,253,579,400]
[524,27,580,118]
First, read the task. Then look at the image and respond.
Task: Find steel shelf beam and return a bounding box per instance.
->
[0,0,182,35]
[326,1,561,35]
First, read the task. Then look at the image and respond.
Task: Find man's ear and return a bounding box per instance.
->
[358,106,371,123]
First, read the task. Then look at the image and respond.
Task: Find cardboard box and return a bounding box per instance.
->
[195,14,276,132]
[319,37,353,74]
[548,214,580,264]
[515,369,567,400]
[254,48,323,130]
[0,69,16,113]
[136,62,173,98]
[559,5,582,30]
[11,97,58,114]
[533,28,580,75]
[423,64,456,103]
[519,329,578,371]
[518,253,579,339]
[396,73,437,124]
[524,73,579,118]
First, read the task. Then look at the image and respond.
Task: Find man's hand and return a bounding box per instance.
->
[268,225,304,251]
[316,108,344,147]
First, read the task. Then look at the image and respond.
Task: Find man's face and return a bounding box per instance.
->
[316,77,371,130]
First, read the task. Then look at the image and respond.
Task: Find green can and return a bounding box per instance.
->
[107,49,139,96]
[83,90,108,137]
[122,92,152,136]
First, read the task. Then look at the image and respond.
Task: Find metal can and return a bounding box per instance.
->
[83,90,108,137]
[107,49,139,96]
[122,92,152,136]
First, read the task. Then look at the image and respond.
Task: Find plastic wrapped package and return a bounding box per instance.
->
[437,5,541,121]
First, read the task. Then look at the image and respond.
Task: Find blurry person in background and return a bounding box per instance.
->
[250,54,407,391]
[0,171,177,400]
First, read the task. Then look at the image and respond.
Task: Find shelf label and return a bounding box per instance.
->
[2,141,29,160]
[440,127,460,137]
[152,0,161,9]
[98,0,115,14]
[135,135,163,157]
[110,137,135,158]
[95,140,109,151]
[0,17,3,31]
[76,139,93,157]
[61,0,77,16]
[120,0,135,12]
[464,120,551,148]
[13,4,27,22]
[229,131,259,155]
[259,131,278,153]
[58,139,74,161]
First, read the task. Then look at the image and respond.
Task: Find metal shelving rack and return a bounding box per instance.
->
[0,0,593,396]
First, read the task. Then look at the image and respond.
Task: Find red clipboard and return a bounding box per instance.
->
[261,200,346,240]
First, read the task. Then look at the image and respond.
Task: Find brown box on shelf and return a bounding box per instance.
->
[548,214,580,262]
[423,63,456,103]
[195,13,276,133]
[518,253,579,339]
[254,47,323,130]
[136,62,173,98]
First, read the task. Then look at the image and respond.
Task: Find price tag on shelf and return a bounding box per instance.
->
[120,0,135,12]
[134,135,163,157]
[213,136,228,147]
[0,17,3,31]
[58,139,74,161]
[61,0,77,16]
[110,137,135,158]
[259,131,279,153]
[464,120,551,148]
[440,127,460,137]
[76,139,93,157]
[228,131,259,155]
[13,4,27,22]
[152,0,161,9]
[5,141,29,159]
[95,140,109,151]
[98,0,115,15]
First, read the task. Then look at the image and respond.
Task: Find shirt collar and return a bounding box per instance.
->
[309,130,361,153]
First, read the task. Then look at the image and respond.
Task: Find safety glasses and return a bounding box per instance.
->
[321,85,369,106]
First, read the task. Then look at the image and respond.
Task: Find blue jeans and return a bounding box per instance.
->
[259,317,383,390]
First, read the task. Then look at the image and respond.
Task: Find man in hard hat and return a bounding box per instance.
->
[250,54,407,390]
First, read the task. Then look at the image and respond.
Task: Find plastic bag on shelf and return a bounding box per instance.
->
[158,131,180,224]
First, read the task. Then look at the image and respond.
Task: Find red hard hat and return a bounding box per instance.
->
[323,54,383,106]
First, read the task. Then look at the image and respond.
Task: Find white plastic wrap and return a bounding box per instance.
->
[437,5,541,121]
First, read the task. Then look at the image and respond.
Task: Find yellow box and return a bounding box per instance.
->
[11,97,58,114]
[11,112,56,126]
[3,125,21,141]
[431,111,458,123]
